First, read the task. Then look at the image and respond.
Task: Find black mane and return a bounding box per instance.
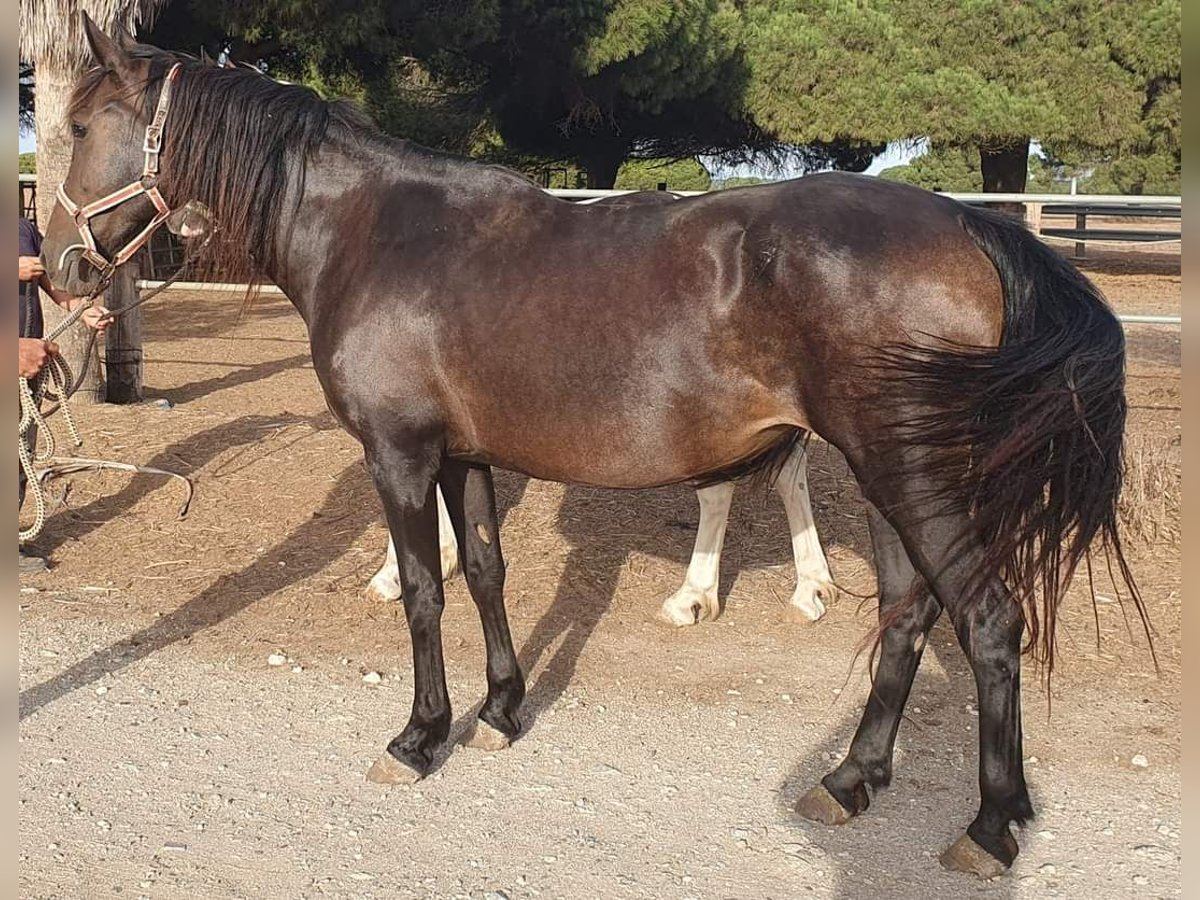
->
[73,46,374,282]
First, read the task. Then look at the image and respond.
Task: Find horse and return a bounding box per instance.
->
[368,189,835,627]
[45,17,1139,877]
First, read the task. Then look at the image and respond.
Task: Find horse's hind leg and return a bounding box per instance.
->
[438,460,525,750]
[801,473,1032,875]
[366,487,460,602]
[775,445,835,622]
[797,503,939,822]
[660,482,734,625]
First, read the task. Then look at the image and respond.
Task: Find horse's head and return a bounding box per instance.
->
[43,13,182,295]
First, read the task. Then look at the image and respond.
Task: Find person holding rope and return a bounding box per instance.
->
[19,216,109,574]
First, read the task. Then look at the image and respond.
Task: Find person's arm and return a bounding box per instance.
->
[36,272,111,331]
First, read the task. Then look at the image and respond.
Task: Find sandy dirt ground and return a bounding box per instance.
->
[18,244,1180,899]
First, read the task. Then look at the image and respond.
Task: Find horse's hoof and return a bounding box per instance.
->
[364,579,402,603]
[462,720,511,752]
[785,578,835,623]
[659,587,718,627]
[365,752,423,785]
[938,834,1012,879]
[795,784,854,825]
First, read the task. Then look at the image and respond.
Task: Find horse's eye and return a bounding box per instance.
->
[71,122,87,139]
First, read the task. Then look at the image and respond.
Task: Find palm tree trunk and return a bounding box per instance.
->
[35,64,104,405]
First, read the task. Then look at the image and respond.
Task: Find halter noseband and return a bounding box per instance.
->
[55,62,183,283]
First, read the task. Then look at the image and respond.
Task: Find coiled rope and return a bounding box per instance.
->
[19,266,195,545]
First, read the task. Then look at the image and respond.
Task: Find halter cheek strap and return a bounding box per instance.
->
[55,62,183,282]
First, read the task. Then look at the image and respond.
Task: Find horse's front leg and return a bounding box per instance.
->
[361,439,451,785]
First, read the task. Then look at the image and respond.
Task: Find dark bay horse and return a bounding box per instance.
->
[45,17,1140,877]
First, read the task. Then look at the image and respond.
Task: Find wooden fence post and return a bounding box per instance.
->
[104,265,143,403]
[1023,201,1042,234]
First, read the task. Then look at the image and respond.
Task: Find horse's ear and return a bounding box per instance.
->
[199,47,213,65]
[81,12,129,76]
[116,27,138,53]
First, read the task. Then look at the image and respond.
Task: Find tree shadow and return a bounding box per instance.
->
[142,351,312,406]
[144,290,296,342]
[30,411,336,556]
[19,457,378,721]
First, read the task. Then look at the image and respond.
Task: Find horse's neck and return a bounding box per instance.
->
[268,136,547,322]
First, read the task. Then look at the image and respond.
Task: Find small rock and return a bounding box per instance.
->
[95,685,109,696]
[1038,864,1057,876]
[362,671,383,685]
[151,398,174,410]
[291,665,303,674]
[162,841,188,852]
[1130,754,1149,769]
[1132,875,1149,886]
[483,892,510,900]
[1133,844,1174,863]
[267,653,288,667]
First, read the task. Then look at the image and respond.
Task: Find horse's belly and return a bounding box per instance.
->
[448,410,799,489]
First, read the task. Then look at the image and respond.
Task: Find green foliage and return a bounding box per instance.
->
[142,0,1178,193]
[615,158,713,191]
[714,175,770,189]
[745,0,1179,191]
[18,152,36,174]
[1029,147,1180,195]
[879,144,983,192]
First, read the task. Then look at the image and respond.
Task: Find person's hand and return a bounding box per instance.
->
[19,338,58,378]
[19,256,44,282]
[80,304,112,332]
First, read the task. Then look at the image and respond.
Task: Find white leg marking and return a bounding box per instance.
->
[436,485,461,580]
[776,445,834,622]
[365,486,460,601]
[660,482,735,626]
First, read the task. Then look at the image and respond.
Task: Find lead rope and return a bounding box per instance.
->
[18,261,197,545]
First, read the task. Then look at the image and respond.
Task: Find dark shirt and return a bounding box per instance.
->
[19,217,44,339]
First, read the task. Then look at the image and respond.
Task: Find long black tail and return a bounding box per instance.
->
[877,203,1145,672]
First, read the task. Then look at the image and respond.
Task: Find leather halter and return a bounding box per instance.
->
[55,62,183,282]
